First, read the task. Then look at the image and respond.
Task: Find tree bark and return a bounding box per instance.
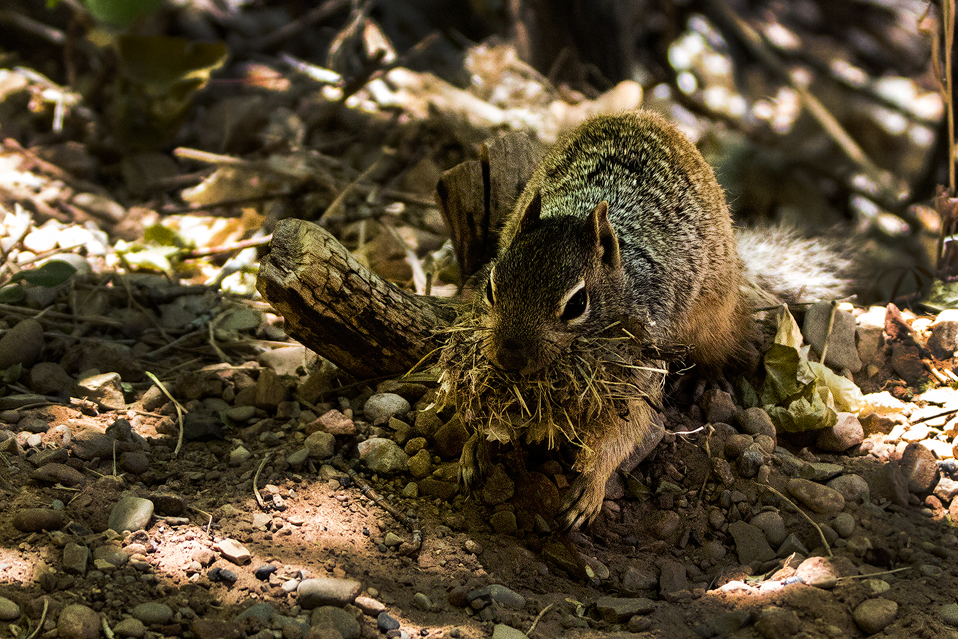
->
[257,218,460,380]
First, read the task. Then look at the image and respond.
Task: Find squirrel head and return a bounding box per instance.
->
[482,193,625,375]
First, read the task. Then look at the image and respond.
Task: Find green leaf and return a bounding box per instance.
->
[143,223,184,247]
[118,245,181,274]
[0,284,26,304]
[11,260,76,288]
[83,0,164,28]
[761,343,815,405]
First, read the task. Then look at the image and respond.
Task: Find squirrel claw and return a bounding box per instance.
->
[556,474,604,531]
[457,433,491,493]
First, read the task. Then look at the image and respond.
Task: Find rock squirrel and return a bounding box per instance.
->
[464,109,849,529]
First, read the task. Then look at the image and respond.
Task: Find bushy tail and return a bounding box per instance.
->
[736,226,852,307]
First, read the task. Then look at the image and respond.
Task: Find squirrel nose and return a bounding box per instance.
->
[493,338,528,372]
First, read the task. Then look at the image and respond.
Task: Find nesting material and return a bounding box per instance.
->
[437,310,667,463]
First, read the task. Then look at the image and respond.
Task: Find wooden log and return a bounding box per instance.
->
[257,218,460,380]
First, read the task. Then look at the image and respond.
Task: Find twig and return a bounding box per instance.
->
[24,597,48,639]
[186,236,273,259]
[382,221,428,294]
[762,483,832,557]
[253,453,271,510]
[707,0,899,200]
[251,0,350,51]
[322,151,391,219]
[819,300,838,366]
[837,566,911,581]
[330,455,422,554]
[145,372,186,457]
[527,603,554,636]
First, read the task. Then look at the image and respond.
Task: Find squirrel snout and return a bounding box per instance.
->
[491,337,529,372]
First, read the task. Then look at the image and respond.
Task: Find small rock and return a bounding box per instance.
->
[872,461,910,507]
[701,388,735,424]
[354,596,386,616]
[899,442,940,495]
[816,412,864,452]
[853,598,898,635]
[32,462,86,486]
[58,604,100,639]
[309,605,360,639]
[418,477,457,501]
[803,302,862,372]
[621,565,659,593]
[795,556,841,589]
[70,429,114,461]
[489,510,518,535]
[492,625,528,639]
[191,618,243,639]
[801,462,843,482]
[728,521,776,564]
[132,602,173,625]
[750,511,786,548]
[737,407,776,437]
[113,617,146,638]
[305,430,336,460]
[229,445,251,466]
[28,362,74,397]
[658,559,690,599]
[356,437,408,473]
[928,309,958,359]
[468,584,526,610]
[107,495,154,532]
[13,508,66,532]
[787,478,845,514]
[63,542,89,576]
[312,409,355,436]
[363,393,410,425]
[481,465,515,505]
[433,415,470,460]
[832,512,856,538]
[754,608,801,638]
[694,610,753,638]
[413,592,433,610]
[377,612,400,632]
[224,405,257,422]
[215,538,251,565]
[593,596,655,623]
[297,577,362,609]
[254,368,288,410]
[0,318,43,369]
[891,342,924,385]
[76,372,126,410]
[182,411,224,441]
[407,449,432,479]
[119,451,150,475]
[941,602,958,627]
[827,474,871,503]
[0,596,20,621]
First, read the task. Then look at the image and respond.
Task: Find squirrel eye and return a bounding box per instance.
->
[560,288,588,322]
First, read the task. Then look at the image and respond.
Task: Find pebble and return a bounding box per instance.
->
[694,609,752,637]
[76,372,125,410]
[309,605,360,639]
[32,462,86,486]
[407,449,432,478]
[215,538,251,565]
[593,596,655,623]
[286,447,309,469]
[225,405,257,422]
[363,393,410,424]
[927,309,958,358]
[469,584,526,610]
[754,608,801,638]
[132,602,173,625]
[899,442,940,494]
[786,478,845,514]
[433,415,471,460]
[113,617,146,638]
[413,592,433,610]
[737,448,764,478]
[192,618,243,639]
[750,511,786,547]
[0,318,43,369]
[58,604,100,639]
[658,559,690,600]
[492,624,528,639]
[108,495,154,532]
[803,302,862,371]
[826,474,871,503]
[795,557,840,589]
[182,411,223,441]
[229,445,252,466]
[305,430,336,459]
[0,596,20,620]
[119,451,150,475]
[941,603,958,626]
[13,508,66,532]
[701,388,735,423]
[297,577,362,609]
[70,429,114,461]
[801,462,843,482]
[873,461,910,507]
[29,361,75,397]
[737,407,776,438]
[816,412,864,451]
[728,521,776,564]
[621,565,659,593]
[63,542,89,575]
[832,512,856,538]
[378,611,401,632]
[356,437,408,473]
[853,598,898,634]
[489,510,518,535]
[311,409,356,436]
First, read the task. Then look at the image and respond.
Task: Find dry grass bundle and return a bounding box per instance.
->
[437,309,668,457]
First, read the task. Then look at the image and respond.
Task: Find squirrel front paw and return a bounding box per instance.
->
[457,432,492,493]
[556,473,606,531]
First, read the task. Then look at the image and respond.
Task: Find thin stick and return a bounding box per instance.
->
[253,453,271,510]
[762,483,833,557]
[819,300,838,366]
[145,372,186,458]
[526,603,554,636]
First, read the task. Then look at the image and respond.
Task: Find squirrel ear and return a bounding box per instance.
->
[516,190,542,234]
[588,201,620,269]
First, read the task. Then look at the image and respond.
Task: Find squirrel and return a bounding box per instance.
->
[463,109,849,530]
